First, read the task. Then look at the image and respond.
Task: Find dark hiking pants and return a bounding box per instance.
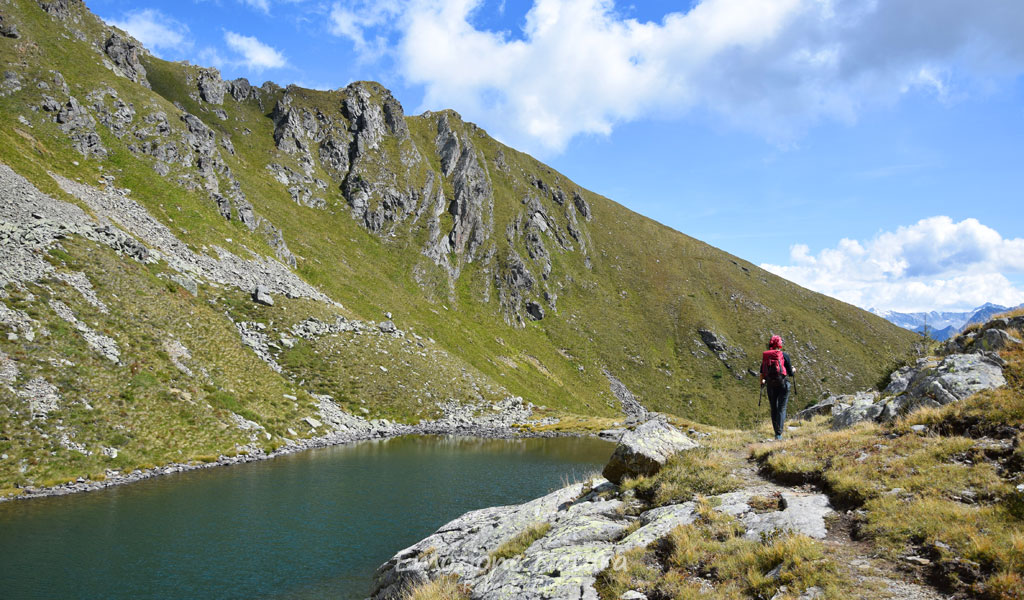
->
[766,380,789,438]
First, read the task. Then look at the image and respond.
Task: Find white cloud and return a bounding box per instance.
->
[241,0,271,14]
[329,1,401,55]
[761,217,1024,312]
[223,31,288,71]
[326,0,1024,154]
[108,9,191,56]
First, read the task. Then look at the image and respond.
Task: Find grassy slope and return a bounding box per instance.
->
[0,0,918,492]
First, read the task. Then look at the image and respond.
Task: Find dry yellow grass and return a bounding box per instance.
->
[402,576,469,600]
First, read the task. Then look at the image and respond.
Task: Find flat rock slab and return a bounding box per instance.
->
[741,493,832,540]
[602,419,699,484]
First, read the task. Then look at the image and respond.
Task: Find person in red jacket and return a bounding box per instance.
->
[760,335,795,440]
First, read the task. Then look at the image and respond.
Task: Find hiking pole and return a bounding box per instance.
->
[758,382,764,407]
[791,374,797,398]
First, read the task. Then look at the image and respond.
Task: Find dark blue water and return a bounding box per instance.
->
[0,435,612,599]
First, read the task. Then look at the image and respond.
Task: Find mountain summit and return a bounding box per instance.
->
[0,0,918,492]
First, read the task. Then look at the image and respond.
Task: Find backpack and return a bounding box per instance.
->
[762,349,787,384]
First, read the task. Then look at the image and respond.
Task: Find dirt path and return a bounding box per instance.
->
[733,458,955,600]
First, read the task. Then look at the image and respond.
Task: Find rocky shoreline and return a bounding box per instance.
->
[0,414,582,503]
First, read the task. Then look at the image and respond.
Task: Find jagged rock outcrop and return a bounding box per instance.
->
[38,0,79,19]
[798,317,1016,429]
[104,31,149,88]
[54,96,106,158]
[196,67,226,104]
[602,418,699,484]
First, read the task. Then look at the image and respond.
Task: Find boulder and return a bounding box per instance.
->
[792,397,837,421]
[252,285,274,306]
[602,418,698,484]
[976,328,1021,352]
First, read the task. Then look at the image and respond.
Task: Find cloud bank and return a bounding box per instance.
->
[761,217,1024,312]
[327,0,1024,154]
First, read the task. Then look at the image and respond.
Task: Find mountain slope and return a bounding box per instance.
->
[0,0,919,494]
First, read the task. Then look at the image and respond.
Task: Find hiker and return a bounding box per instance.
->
[760,335,795,440]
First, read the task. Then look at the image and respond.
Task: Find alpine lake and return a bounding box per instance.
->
[0,435,613,599]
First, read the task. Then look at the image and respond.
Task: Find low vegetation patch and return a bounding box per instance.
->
[621,447,743,507]
[488,522,552,563]
[402,576,469,600]
[596,499,844,599]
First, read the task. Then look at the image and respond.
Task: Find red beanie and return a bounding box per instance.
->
[769,335,782,349]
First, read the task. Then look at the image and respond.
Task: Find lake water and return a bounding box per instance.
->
[0,435,613,599]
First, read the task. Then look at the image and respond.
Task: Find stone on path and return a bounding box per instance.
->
[602,418,698,484]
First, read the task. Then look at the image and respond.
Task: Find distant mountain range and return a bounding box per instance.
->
[872,303,1024,340]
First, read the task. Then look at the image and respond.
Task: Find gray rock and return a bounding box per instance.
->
[602,418,699,484]
[0,14,20,38]
[603,369,648,423]
[252,285,274,306]
[977,328,1021,352]
[38,0,76,18]
[792,397,837,421]
[742,492,832,540]
[573,190,592,220]
[525,301,544,321]
[104,32,149,87]
[620,591,647,600]
[56,96,106,158]
[618,502,698,550]
[370,482,593,599]
[831,353,1006,429]
[831,392,883,429]
[197,67,226,104]
[378,320,397,334]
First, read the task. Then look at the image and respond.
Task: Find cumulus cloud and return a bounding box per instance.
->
[326,0,1024,154]
[761,217,1024,312]
[223,31,288,71]
[108,9,191,56]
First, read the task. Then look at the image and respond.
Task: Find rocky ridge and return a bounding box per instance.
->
[795,317,1021,429]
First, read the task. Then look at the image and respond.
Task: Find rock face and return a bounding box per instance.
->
[797,317,1014,429]
[104,32,149,88]
[602,418,699,484]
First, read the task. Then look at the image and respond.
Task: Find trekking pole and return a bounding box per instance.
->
[791,374,797,398]
[758,383,764,407]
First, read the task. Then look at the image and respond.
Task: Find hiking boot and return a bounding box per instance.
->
[775,434,782,440]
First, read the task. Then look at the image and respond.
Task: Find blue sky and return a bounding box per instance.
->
[90,0,1024,313]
